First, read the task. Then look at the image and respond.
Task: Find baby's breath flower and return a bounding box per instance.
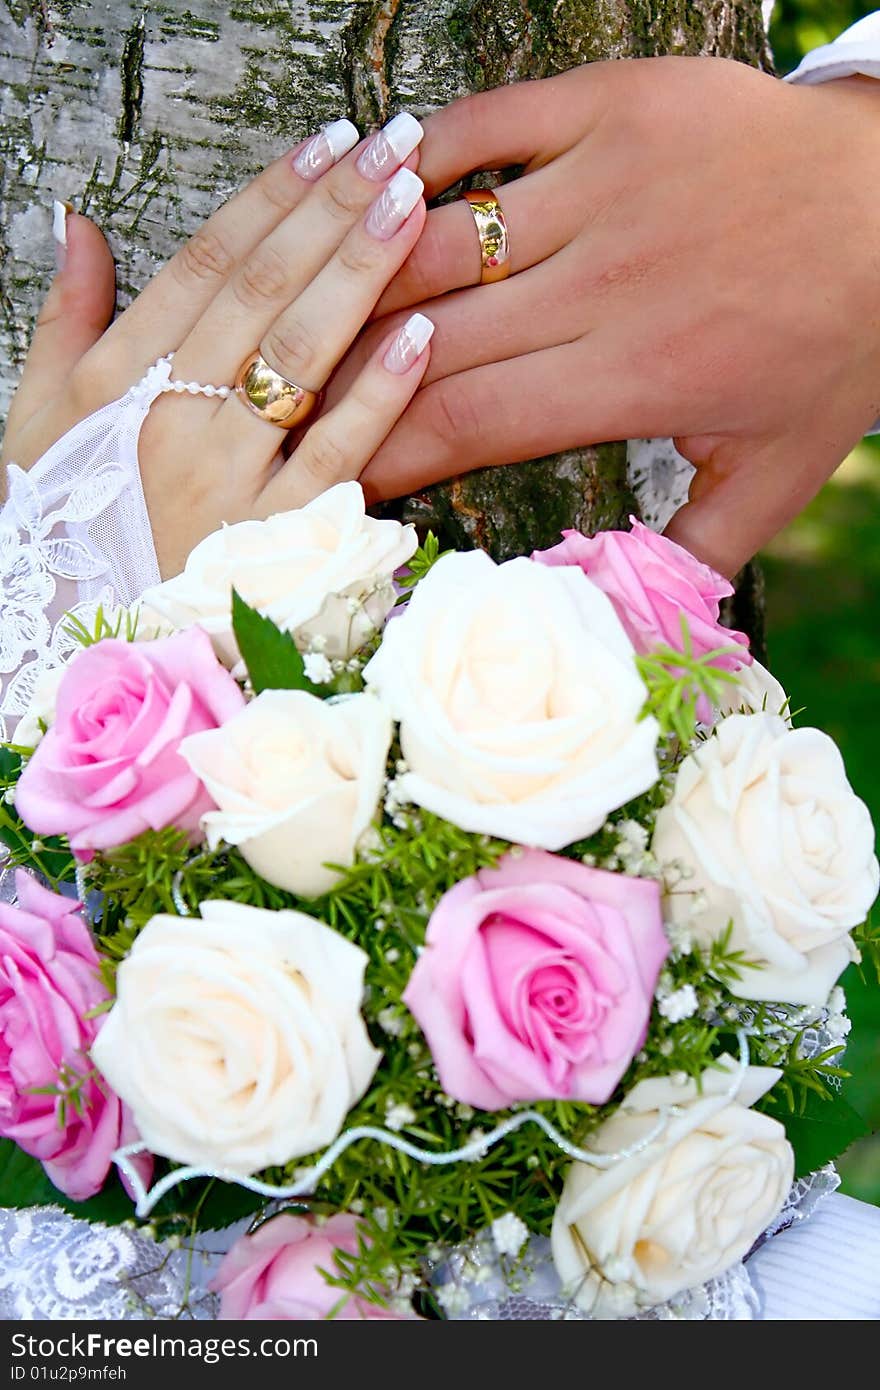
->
[826,1013,852,1042]
[657,983,698,1023]
[384,1101,416,1132]
[302,652,333,685]
[491,1213,529,1259]
[377,1007,404,1037]
[663,920,693,955]
[436,1283,470,1316]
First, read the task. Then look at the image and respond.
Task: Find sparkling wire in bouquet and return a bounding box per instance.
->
[0,482,877,1320]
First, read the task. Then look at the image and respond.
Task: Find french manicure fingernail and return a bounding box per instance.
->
[384,313,435,374]
[52,199,72,271]
[293,118,360,179]
[365,168,423,241]
[356,111,423,181]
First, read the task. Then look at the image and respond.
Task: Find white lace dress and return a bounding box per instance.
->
[1,361,878,1319]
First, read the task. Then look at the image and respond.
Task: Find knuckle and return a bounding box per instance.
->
[452,92,491,146]
[66,352,108,414]
[255,168,299,216]
[174,227,237,286]
[233,244,291,310]
[589,247,656,298]
[301,425,348,482]
[319,175,363,223]
[403,219,445,297]
[262,316,319,382]
[426,382,482,453]
[336,234,383,280]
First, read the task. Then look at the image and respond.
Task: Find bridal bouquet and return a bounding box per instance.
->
[1,482,877,1320]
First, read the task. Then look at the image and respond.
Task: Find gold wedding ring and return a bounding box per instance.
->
[461,188,511,285]
[233,351,318,429]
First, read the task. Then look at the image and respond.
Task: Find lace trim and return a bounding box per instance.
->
[0,359,169,741]
[0,1206,229,1321]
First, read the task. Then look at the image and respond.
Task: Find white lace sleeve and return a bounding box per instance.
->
[0,358,169,742]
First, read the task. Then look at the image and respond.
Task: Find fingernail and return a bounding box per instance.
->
[52,199,72,271]
[384,313,435,374]
[356,112,423,182]
[293,118,360,180]
[365,168,423,241]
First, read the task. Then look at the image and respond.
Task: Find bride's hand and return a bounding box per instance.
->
[1,114,431,579]
[348,60,880,576]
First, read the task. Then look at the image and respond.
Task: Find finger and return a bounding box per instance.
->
[360,335,664,502]
[371,154,586,318]
[213,177,426,467]
[260,313,434,512]
[663,437,844,578]
[91,121,362,388]
[326,242,597,416]
[172,117,425,385]
[416,67,607,197]
[3,208,115,447]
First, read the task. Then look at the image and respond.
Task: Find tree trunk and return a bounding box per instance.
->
[0,0,769,640]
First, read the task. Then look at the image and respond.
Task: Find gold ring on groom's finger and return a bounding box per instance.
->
[460,188,511,285]
[233,351,318,429]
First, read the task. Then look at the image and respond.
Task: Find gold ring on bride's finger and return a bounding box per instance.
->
[460,188,511,285]
[233,351,318,429]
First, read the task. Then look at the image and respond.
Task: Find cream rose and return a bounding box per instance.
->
[179,689,391,897]
[551,1058,793,1317]
[652,713,878,1004]
[140,482,417,666]
[91,902,380,1175]
[364,551,659,848]
[717,658,791,723]
[14,665,64,748]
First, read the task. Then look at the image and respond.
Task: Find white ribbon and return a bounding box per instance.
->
[115,1032,751,1219]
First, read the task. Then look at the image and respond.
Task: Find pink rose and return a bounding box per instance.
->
[403,850,669,1110]
[533,518,751,714]
[15,629,245,856]
[0,871,149,1202]
[212,1214,414,1320]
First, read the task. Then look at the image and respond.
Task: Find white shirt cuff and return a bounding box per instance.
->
[785,12,880,84]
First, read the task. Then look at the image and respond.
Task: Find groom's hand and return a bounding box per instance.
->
[350,58,880,576]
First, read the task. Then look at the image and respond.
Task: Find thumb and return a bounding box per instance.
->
[663,436,840,579]
[5,204,116,442]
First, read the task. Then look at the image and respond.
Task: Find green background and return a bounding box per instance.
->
[765,0,878,1205]
[770,0,873,70]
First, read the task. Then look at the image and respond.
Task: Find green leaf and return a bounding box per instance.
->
[779,1089,871,1179]
[188,1180,266,1231]
[0,1137,267,1232]
[0,1139,135,1225]
[231,588,322,697]
[395,531,451,596]
[0,1139,59,1208]
[0,746,21,780]
[853,912,880,986]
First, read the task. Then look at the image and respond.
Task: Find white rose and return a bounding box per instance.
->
[91,901,380,1175]
[551,1058,793,1317]
[179,689,391,898]
[129,600,178,642]
[363,551,659,848]
[652,713,878,1004]
[140,482,417,666]
[15,665,65,747]
[717,658,791,723]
